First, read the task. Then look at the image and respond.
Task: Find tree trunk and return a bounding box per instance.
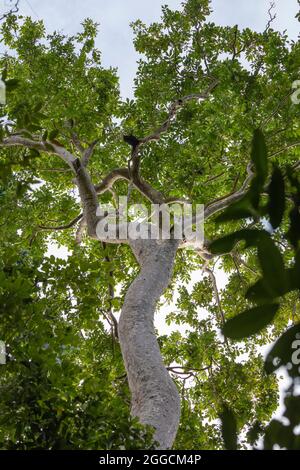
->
[118,238,180,449]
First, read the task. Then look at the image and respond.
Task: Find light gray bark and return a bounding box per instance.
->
[118,238,180,449]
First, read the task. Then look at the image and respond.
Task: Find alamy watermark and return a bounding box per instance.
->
[270,332,300,373]
[0,341,6,365]
[291,80,300,105]
[291,333,300,366]
[0,79,5,105]
[95,197,204,245]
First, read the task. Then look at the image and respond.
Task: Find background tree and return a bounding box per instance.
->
[0,0,299,449]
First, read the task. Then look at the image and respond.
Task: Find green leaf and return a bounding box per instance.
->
[19,130,34,139]
[263,420,294,450]
[49,129,59,141]
[247,421,264,446]
[246,278,277,302]
[210,229,265,254]
[215,193,256,223]
[248,176,263,210]
[5,79,20,91]
[220,406,237,450]
[256,237,287,296]
[213,130,268,223]
[287,206,300,249]
[267,167,285,229]
[214,129,268,223]
[264,323,300,374]
[247,266,295,302]
[284,396,300,427]
[34,101,44,112]
[29,149,41,158]
[28,124,42,132]
[222,303,279,339]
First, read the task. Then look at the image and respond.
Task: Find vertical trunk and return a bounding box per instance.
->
[118,239,180,449]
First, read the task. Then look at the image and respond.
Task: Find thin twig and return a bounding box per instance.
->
[125,79,219,180]
[203,264,226,325]
[0,0,20,21]
[265,2,277,33]
[38,213,83,231]
[270,141,300,160]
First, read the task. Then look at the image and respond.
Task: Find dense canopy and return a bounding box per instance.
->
[0,0,299,450]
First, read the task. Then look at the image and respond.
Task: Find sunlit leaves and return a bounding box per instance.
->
[211,228,287,299]
[216,129,268,222]
[0,1,299,451]
[4,78,20,91]
[213,124,300,449]
[210,229,266,254]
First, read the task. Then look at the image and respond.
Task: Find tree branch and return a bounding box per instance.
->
[72,158,100,238]
[167,365,210,375]
[95,167,165,204]
[265,2,277,33]
[0,0,20,22]
[124,79,219,179]
[204,163,254,219]
[96,82,218,208]
[270,141,300,160]
[38,213,83,231]
[203,264,226,325]
[70,131,85,154]
[0,135,77,170]
[75,216,87,244]
[82,139,99,167]
[140,80,218,145]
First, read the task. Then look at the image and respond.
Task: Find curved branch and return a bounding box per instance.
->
[70,131,85,154]
[203,264,226,325]
[124,79,219,179]
[0,0,20,21]
[75,216,87,244]
[72,158,100,238]
[270,141,300,160]
[139,79,219,147]
[0,135,77,170]
[38,213,83,231]
[95,167,165,204]
[204,164,254,219]
[95,168,130,194]
[180,165,254,250]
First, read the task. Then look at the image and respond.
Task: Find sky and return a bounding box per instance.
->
[0,0,299,98]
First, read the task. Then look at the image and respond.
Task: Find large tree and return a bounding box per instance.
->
[0,0,299,449]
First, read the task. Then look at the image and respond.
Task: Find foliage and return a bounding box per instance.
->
[214,130,300,449]
[0,0,299,449]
